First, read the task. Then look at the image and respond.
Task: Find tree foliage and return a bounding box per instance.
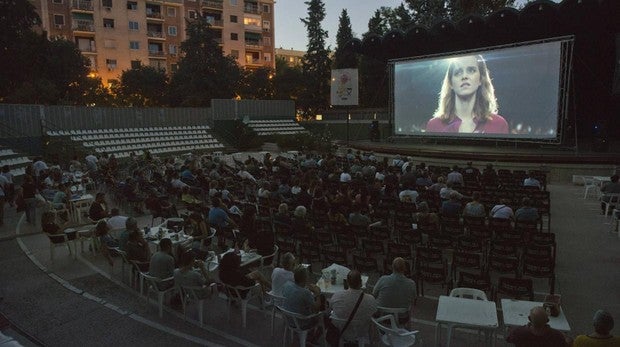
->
[333,9,356,69]
[239,67,275,100]
[273,56,303,101]
[299,0,332,117]
[168,16,241,107]
[402,0,515,28]
[115,65,168,106]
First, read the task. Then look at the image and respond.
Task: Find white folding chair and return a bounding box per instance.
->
[142,273,175,318]
[581,176,600,199]
[277,306,326,347]
[446,288,489,344]
[372,315,420,346]
[602,193,620,217]
[330,315,370,347]
[223,283,262,328]
[47,233,74,262]
[265,291,286,336]
[376,306,411,328]
[179,283,217,326]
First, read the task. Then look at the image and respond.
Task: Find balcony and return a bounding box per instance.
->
[71,0,93,11]
[244,5,259,14]
[147,31,165,39]
[245,40,262,49]
[202,0,223,9]
[245,57,262,66]
[79,45,97,53]
[148,50,166,58]
[146,12,164,21]
[213,37,223,44]
[206,18,223,27]
[72,20,95,32]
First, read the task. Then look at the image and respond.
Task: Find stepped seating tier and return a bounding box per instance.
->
[0,146,32,177]
[246,119,307,136]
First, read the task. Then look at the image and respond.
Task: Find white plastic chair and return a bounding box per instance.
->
[581,176,600,199]
[142,273,175,318]
[259,244,279,276]
[372,314,420,346]
[277,306,326,347]
[611,209,619,233]
[330,315,370,347]
[447,288,489,344]
[46,233,74,262]
[376,306,411,328]
[265,291,286,336]
[77,227,97,254]
[178,283,217,326]
[602,193,620,217]
[222,283,262,328]
[449,287,488,300]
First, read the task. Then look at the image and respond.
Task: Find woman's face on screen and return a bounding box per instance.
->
[449,56,481,97]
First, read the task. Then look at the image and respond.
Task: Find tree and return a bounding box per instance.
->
[273,56,303,100]
[44,38,91,105]
[382,4,414,31]
[333,9,357,69]
[448,0,516,22]
[115,65,169,106]
[298,0,332,117]
[402,0,515,27]
[168,16,241,107]
[239,67,275,100]
[403,0,450,27]
[358,11,390,108]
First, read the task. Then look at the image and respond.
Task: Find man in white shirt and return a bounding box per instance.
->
[490,199,514,219]
[32,158,48,178]
[106,208,128,230]
[340,169,352,183]
[446,165,464,187]
[330,270,377,343]
[523,172,542,190]
[271,252,296,296]
[85,153,98,172]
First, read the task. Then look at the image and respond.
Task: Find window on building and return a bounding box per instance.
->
[169,44,177,54]
[262,4,270,13]
[103,18,114,28]
[230,0,237,5]
[129,41,140,50]
[263,36,271,46]
[168,26,177,36]
[102,0,112,7]
[127,1,137,10]
[53,15,64,26]
[230,49,239,58]
[263,20,270,30]
[149,59,166,71]
[128,21,138,30]
[167,7,176,17]
[103,39,116,48]
[188,10,197,19]
[230,15,238,23]
[106,59,117,70]
[230,33,238,40]
[264,53,271,62]
[52,0,63,4]
[131,60,141,69]
[244,17,260,26]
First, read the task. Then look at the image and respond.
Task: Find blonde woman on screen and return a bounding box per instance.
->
[426,55,509,134]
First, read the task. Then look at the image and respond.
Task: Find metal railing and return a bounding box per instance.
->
[71,0,94,11]
[147,31,165,38]
[146,12,163,19]
[72,20,95,32]
[202,0,223,9]
[244,6,259,14]
[206,18,224,27]
[148,50,165,56]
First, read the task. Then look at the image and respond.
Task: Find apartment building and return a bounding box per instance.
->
[275,47,304,67]
[31,0,275,86]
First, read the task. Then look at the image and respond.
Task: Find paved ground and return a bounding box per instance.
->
[1,182,619,346]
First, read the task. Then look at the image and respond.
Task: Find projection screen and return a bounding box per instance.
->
[392,38,572,141]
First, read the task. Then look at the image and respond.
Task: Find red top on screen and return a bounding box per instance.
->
[426,113,509,134]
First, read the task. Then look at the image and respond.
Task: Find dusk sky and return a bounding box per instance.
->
[274,0,552,52]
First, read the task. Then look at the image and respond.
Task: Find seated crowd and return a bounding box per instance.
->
[10,148,619,346]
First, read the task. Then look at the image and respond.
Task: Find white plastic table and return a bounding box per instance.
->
[316,263,369,296]
[501,299,571,332]
[212,249,262,267]
[435,295,498,347]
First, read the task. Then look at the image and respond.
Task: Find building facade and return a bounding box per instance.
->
[275,47,304,67]
[31,0,275,86]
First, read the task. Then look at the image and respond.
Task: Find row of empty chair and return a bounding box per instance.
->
[0,146,32,177]
[46,125,210,137]
[246,119,307,136]
[49,126,226,157]
[82,134,216,148]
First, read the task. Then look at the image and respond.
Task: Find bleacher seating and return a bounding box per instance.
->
[47,126,225,158]
[246,119,307,136]
[0,146,32,177]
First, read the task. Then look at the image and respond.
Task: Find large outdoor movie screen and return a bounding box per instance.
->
[392,40,564,140]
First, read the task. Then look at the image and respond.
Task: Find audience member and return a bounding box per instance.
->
[441,191,463,217]
[601,175,620,214]
[88,192,109,221]
[463,192,486,218]
[125,229,151,263]
[506,306,568,346]
[95,220,118,266]
[515,197,540,222]
[446,165,464,187]
[349,203,371,228]
[119,217,139,251]
[174,250,213,298]
[106,208,128,230]
[271,252,296,296]
[573,310,620,347]
[282,266,322,322]
[523,171,542,190]
[330,270,377,342]
[149,238,175,288]
[490,198,514,220]
[219,251,270,295]
[273,203,291,226]
[373,257,417,325]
